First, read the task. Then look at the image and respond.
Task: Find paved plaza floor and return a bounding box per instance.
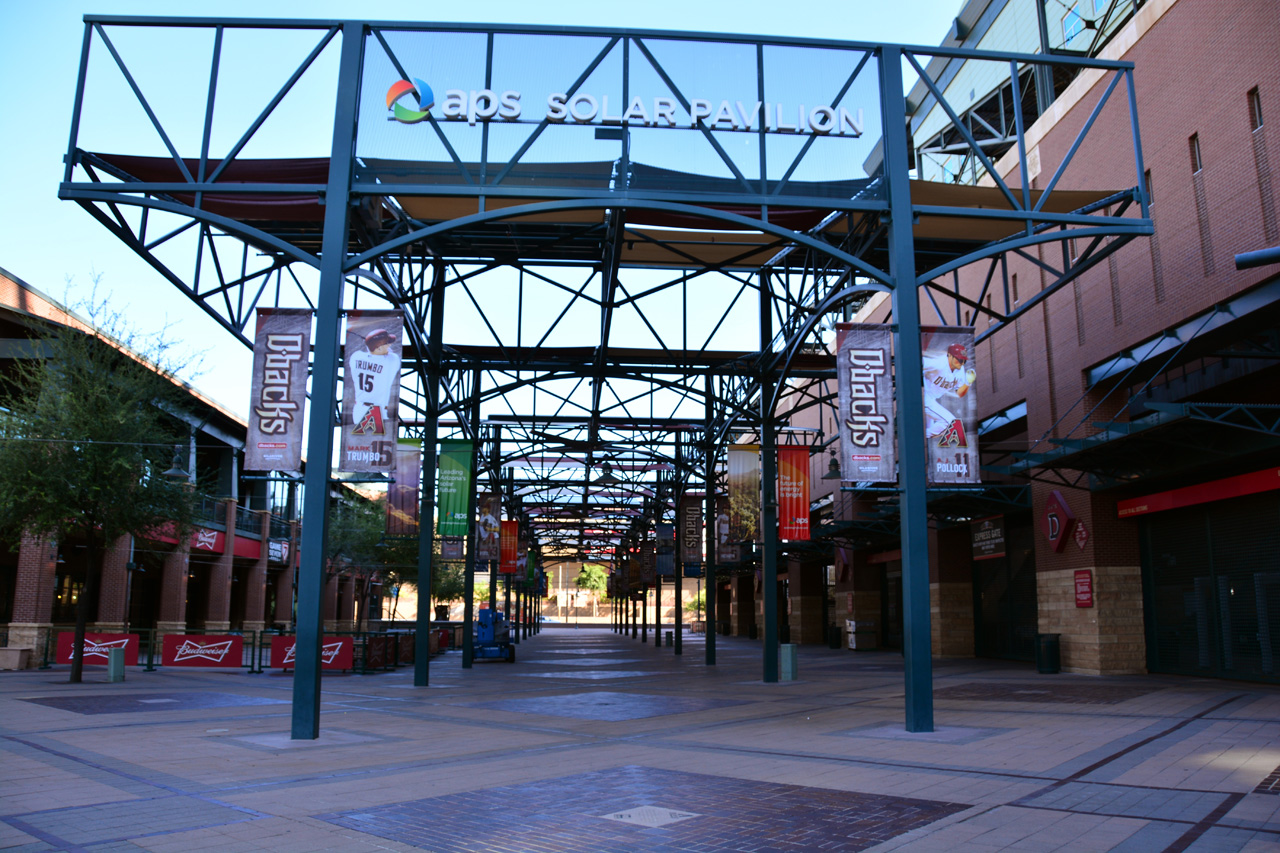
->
[2,627,1279,852]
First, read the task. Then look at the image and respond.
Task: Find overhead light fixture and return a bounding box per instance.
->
[595,461,620,485]
[821,451,842,480]
[162,444,190,480]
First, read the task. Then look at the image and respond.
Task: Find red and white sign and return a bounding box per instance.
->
[777,446,811,541]
[499,519,519,575]
[57,632,140,666]
[1074,569,1094,608]
[192,527,225,552]
[161,634,243,667]
[1074,522,1090,550]
[270,636,353,670]
[1041,490,1077,553]
[1117,466,1280,518]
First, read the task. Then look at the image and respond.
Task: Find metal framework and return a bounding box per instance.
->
[60,16,1149,738]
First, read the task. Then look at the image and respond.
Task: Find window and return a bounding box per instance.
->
[1189,133,1203,173]
[1062,4,1086,41]
[1249,87,1263,131]
[1011,273,1019,305]
[1144,169,1153,206]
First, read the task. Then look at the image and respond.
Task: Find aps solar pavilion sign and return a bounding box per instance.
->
[386,78,865,137]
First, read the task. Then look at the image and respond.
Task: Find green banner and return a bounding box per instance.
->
[436,440,473,537]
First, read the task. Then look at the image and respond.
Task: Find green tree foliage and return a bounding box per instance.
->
[0,303,200,683]
[688,589,706,619]
[575,563,609,599]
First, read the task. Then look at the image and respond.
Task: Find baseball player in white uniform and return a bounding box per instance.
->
[922,342,975,438]
[349,328,398,435]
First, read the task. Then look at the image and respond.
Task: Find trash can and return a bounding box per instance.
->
[827,624,842,649]
[107,647,125,683]
[1035,633,1061,674]
[665,630,673,647]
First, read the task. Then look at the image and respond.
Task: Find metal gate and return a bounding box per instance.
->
[1142,492,1280,684]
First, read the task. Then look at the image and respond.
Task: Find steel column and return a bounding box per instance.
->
[290,21,363,740]
[461,370,482,669]
[881,45,934,732]
[760,270,779,684]
[704,382,717,665]
[413,259,445,686]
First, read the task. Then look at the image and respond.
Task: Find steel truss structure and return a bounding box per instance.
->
[61,16,1150,737]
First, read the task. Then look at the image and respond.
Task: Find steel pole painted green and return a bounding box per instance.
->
[881,45,934,732]
[414,259,445,686]
[461,371,482,668]
[704,379,717,665]
[291,21,364,740]
[760,270,779,684]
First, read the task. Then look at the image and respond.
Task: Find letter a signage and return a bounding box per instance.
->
[246,308,312,472]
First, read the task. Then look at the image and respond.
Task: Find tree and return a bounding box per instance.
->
[0,302,200,683]
[575,563,609,599]
[689,589,706,620]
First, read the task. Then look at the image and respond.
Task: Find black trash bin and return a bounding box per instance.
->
[1035,633,1061,674]
[827,624,842,649]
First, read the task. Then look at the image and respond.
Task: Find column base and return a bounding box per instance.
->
[202,621,231,633]
[4,623,53,668]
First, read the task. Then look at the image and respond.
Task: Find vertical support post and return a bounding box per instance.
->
[704,381,717,666]
[291,21,364,740]
[881,45,934,732]
[653,573,662,647]
[641,585,648,643]
[461,370,482,668]
[760,270,779,684]
[1033,2,1056,115]
[414,258,445,686]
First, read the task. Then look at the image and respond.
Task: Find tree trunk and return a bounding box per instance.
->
[69,535,100,684]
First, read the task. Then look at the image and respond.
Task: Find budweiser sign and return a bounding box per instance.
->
[270,636,353,670]
[56,632,139,665]
[161,634,243,667]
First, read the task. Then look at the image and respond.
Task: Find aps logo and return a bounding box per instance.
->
[386,78,434,124]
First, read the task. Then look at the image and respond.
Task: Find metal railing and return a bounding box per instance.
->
[196,494,227,527]
[234,505,262,537]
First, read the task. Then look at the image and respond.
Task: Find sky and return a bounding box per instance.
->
[0,0,963,419]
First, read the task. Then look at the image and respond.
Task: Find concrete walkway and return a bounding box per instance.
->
[2,627,1278,852]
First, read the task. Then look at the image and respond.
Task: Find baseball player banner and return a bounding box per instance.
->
[921,327,979,484]
[715,495,741,564]
[777,445,811,541]
[386,441,421,537]
[246,308,312,472]
[161,634,244,668]
[436,440,473,537]
[836,323,895,483]
[339,310,404,472]
[727,445,762,543]
[500,519,519,574]
[476,493,501,561]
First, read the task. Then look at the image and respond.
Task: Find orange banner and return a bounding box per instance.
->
[777,446,810,540]
[500,519,519,574]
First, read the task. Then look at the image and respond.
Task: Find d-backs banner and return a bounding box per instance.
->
[436,440,473,537]
[386,441,420,537]
[777,446,810,540]
[727,445,761,543]
[246,308,312,472]
[500,519,519,574]
[921,327,979,484]
[836,323,894,483]
[340,310,404,472]
[678,494,702,564]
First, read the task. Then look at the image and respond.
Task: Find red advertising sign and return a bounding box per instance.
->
[499,519,519,574]
[161,634,243,668]
[777,446,810,540]
[191,527,225,553]
[1075,569,1094,608]
[56,632,139,666]
[269,636,353,670]
[1117,466,1280,518]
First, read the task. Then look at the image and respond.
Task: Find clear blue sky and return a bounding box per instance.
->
[0,0,961,417]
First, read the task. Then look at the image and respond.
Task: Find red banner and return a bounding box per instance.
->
[777,446,810,540]
[161,634,243,668]
[57,632,139,666]
[269,636,353,670]
[499,519,519,574]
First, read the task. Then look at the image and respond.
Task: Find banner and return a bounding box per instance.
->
[971,516,1006,561]
[921,327,979,484]
[339,310,404,472]
[500,519,519,574]
[777,446,810,540]
[655,523,675,577]
[387,441,421,537]
[476,493,501,561]
[270,636,353,670]
[715,496,741,563]
[161,634,243,668]
[436,440,473,537]
[727,445,761,543]
[678,494,702,563]
[836,323,894,483]
[246,308,312,472]
[56,632,139,666]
